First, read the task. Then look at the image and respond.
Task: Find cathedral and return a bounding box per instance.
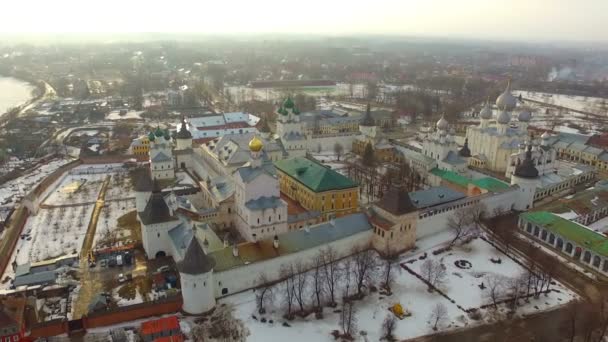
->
[466,81,530,174]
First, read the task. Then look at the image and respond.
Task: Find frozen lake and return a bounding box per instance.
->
[0,76,34,116]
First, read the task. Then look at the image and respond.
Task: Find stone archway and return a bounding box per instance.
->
[155,251,167,258]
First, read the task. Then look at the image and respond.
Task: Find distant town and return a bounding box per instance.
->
[0,36,607,342]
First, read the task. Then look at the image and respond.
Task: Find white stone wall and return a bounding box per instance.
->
[212,229,373,298]
[308,134,358,153]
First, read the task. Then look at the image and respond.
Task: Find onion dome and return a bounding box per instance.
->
[283,96,295,109]
[496,79,517,111]
[436,115,449,131]
[177,237,215,275]
[518,110,531,122]
[148,131,156,142]
[514,144,539,179]
[459,138,471,158]
[249,135,263,152]
[163,129,171,141]
[292,106,300,115]
[176,117,192,139]
[154,127,164,137]
[361,103,375,127]
[278,106,288,115]
[479,100,493,120]
[496,110,511,125]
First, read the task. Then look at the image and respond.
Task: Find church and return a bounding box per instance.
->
[466,81,531,174]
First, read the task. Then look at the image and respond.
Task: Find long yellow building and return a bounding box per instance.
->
[274,157,359,221]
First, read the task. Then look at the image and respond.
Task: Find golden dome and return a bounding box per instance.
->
[248,135,263,152]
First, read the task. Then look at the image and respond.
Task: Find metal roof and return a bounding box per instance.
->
[521,211,608,257]
[274,157,358,193]
[209,213,371,272]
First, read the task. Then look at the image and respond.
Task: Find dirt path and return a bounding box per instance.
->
[80,175,110,257]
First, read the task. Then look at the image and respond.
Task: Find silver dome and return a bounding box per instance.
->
[518,110,531,122]
[479,101,493,119]
[496,110,511,124]
[495,80,517,111]
[436,116,449,131]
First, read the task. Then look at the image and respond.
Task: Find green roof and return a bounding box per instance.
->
[470,178,509,192]
[274,157,358,192]
[430,168,509,192]
[283,96,295,109]
[430,168,469,188]
[521,211,608,257]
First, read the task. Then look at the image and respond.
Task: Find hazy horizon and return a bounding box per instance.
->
[1,0,607,44]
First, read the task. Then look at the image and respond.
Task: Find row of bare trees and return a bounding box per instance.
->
[253,245,381,337]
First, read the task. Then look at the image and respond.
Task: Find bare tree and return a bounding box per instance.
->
[507,272,527,311]
[447,208,473,246]
[429,303,448,331]
[280,264,296,319]
[333,142,344,161]
[381,240,399,292]
[352,246,377,297]
[340,300,358,338]
[382,314,398,341]
[485,274,506,309]
[341,257,354,300]
[294,261,309,313]
[320,246,341,307]
[420,259,447,290]
[467,202,487,232]
[312,253,325,311]
[255,273,275,314]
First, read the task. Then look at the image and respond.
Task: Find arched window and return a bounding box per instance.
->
[541,230,548,241]
[549,233,555,245]
[565,242,573,254]
[583,251,592,263]
[593,256,601,268]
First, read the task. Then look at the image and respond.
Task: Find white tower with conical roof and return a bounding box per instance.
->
[178,237,216,314]
[510,144,540,211]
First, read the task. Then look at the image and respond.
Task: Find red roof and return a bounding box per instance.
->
[141,316,180,336]
[155,335,184,342]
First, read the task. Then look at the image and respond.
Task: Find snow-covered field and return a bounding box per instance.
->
[94,199,137,249]
[106,110,143,120]
[105,173,136,201]
[224,232,576,342]
[514,90,608,115]
[42,173,106,206]
[13,205,94,264]
[0,158,73,208]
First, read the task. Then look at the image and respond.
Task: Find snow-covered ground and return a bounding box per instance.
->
[514,90,608,115]
[113,284,144,307]
[0,158,73,208]
[12,205,94,264]
[106,110,143,121]
[42,173,106,206]
[223,232,576,342]
[94,199,137,249]
[105,173,136,201]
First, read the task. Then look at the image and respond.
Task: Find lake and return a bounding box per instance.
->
[0,76,34,116]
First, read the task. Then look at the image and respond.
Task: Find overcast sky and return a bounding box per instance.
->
[2,0,606,42]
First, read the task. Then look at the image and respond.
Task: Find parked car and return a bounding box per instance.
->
[108,258,117,267]
[116,254,123,266]
[117,273,126,283]
[100,259,108,268]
